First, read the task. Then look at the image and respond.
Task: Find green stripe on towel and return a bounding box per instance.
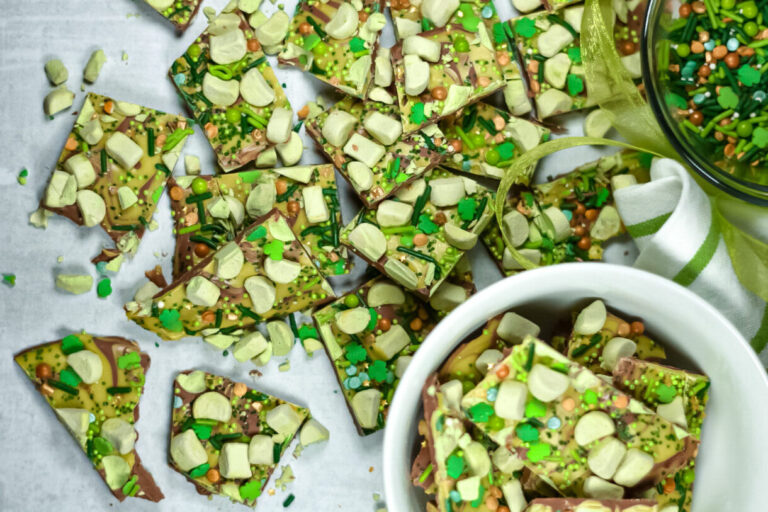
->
[673,209,720,287]
[626,212,673,238]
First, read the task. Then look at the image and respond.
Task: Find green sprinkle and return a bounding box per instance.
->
[515,17,536,38]
[96,278,112,298]
[61,335,84,354]
[468,402,495,422]
[189,462,210,478]
[247,225,268,241]
[526,442,552,463]
[239,480,263,501]
[446,454,465,479]
[118,351,142,369]
[159,309,184,333]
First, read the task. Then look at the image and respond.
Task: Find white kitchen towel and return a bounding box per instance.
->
[613,158,768,365]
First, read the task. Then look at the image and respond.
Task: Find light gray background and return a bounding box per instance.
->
[0,0,631,510]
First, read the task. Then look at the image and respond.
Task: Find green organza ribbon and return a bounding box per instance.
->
[496,0,768,302]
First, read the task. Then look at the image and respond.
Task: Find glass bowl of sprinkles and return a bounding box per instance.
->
[642,0,768,204]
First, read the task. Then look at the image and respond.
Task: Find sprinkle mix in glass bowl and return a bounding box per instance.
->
[643,0,768,204]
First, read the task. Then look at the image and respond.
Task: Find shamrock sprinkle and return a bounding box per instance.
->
[737,65,760,87]
[344,342,368,364]
[417,214,438,234]
[515,17,537,38]
[264,239,285,261]
[716,87,739,109]
[368,360,388,382]
[159,309,184,332]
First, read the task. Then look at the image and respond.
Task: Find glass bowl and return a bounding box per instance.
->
[642,0,768,205]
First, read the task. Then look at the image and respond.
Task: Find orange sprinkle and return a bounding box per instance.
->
[561,397,576,412]
[410,317,423,331]
[155,133,167,148]
[631,321,645,335]
[169,186,184,202]
[204,122,218,139]
[495,365,509,379]
[297,104,310,119]
[64,136,78,151]
[103,100,114,114]
[247,39,261,52]
[201,311,216,323]
[496,52,510,67]
[613,394,629,409]
[413,233,428,246]
[233,382,247,397]
[663,478,676,494]
[616,321,631,337]
[477,76,491,87]
[369,466,374,473]
[206,468,220,483]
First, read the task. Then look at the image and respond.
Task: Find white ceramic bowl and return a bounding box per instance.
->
[383,263,768,511]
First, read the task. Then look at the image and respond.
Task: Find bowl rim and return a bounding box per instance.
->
[640,0,768,206]
[382,262,768,511]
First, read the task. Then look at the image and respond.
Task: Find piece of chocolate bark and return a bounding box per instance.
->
[526,498,659,511]
[613,358,709,512]
[389,0,503,42]
[14,333,163,502]
[169,7,293,172]
[304,96,449,207]
[143,0,204,32]
[439,102,550,180]
[565,300,666,375]
[511,7,593,120]
[167,164,350,280]
[313,266,475,434]
[40,93,190,264]
[169,370,309,506]
[126,209,335,340]
[279,0,385,98]
[392,24,512,133]
[483,150,652,276]
[340,168,494,299]
[422,374,529,512]
[462,337,699,499]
